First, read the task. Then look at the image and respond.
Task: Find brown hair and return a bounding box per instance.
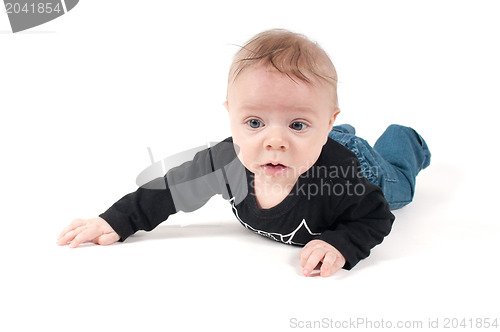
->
[227,29,339,108]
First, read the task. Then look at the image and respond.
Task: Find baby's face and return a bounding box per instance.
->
[224,63,339,186]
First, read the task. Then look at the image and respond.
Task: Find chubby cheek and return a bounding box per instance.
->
[297,143,323,171]
[232,139,256,170]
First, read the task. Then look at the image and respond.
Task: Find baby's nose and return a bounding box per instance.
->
[264,127,288,151]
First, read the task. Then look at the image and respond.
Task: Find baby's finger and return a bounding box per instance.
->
[57,218,86,240]
[57,225,87,246]
[320,251,338,278]
[299,245,314,268]
[94,232,120,246]
[302,250,326,277]
[69,227,101,248]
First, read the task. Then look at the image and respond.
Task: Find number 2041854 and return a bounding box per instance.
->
[441,318,498,329]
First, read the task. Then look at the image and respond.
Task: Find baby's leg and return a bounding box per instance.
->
[328,124,431,209]
[372,125,431,209]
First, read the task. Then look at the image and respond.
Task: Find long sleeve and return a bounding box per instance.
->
[99,138,243,241]
[317,158,395,270]
[99,178,177,241]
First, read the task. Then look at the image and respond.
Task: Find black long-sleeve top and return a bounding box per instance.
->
[100,137,395,270]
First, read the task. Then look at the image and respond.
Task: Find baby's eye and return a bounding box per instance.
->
[290,122,307,131]
[247,119,263,129]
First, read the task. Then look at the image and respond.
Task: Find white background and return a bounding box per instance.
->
[1,1,499,331]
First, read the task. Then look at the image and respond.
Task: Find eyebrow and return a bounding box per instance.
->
[240,104,315,113]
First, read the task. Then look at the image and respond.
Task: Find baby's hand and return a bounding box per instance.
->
[57,217,120,248]
[299,239,346,277]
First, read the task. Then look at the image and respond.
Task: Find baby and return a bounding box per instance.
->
[57,29,430,277]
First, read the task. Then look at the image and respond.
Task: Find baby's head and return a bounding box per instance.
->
[224,29,341,185]
[226,29,339,111]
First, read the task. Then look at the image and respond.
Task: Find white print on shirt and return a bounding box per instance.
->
[230,197,321,245]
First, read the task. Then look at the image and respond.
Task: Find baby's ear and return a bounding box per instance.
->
[324,107,341,145]
[223,101,229,112]
[328,107,341,129]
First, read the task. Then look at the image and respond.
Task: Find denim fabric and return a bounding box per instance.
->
[328,124,431,210]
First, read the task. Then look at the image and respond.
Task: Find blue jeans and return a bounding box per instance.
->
[328,124,431,210]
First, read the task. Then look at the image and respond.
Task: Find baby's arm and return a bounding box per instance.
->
[299,240,346,277]
[57,139,237,248]
[57,217,120,248]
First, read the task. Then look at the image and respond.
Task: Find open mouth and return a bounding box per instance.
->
[265,162,285,167]
[261,162,288,175]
